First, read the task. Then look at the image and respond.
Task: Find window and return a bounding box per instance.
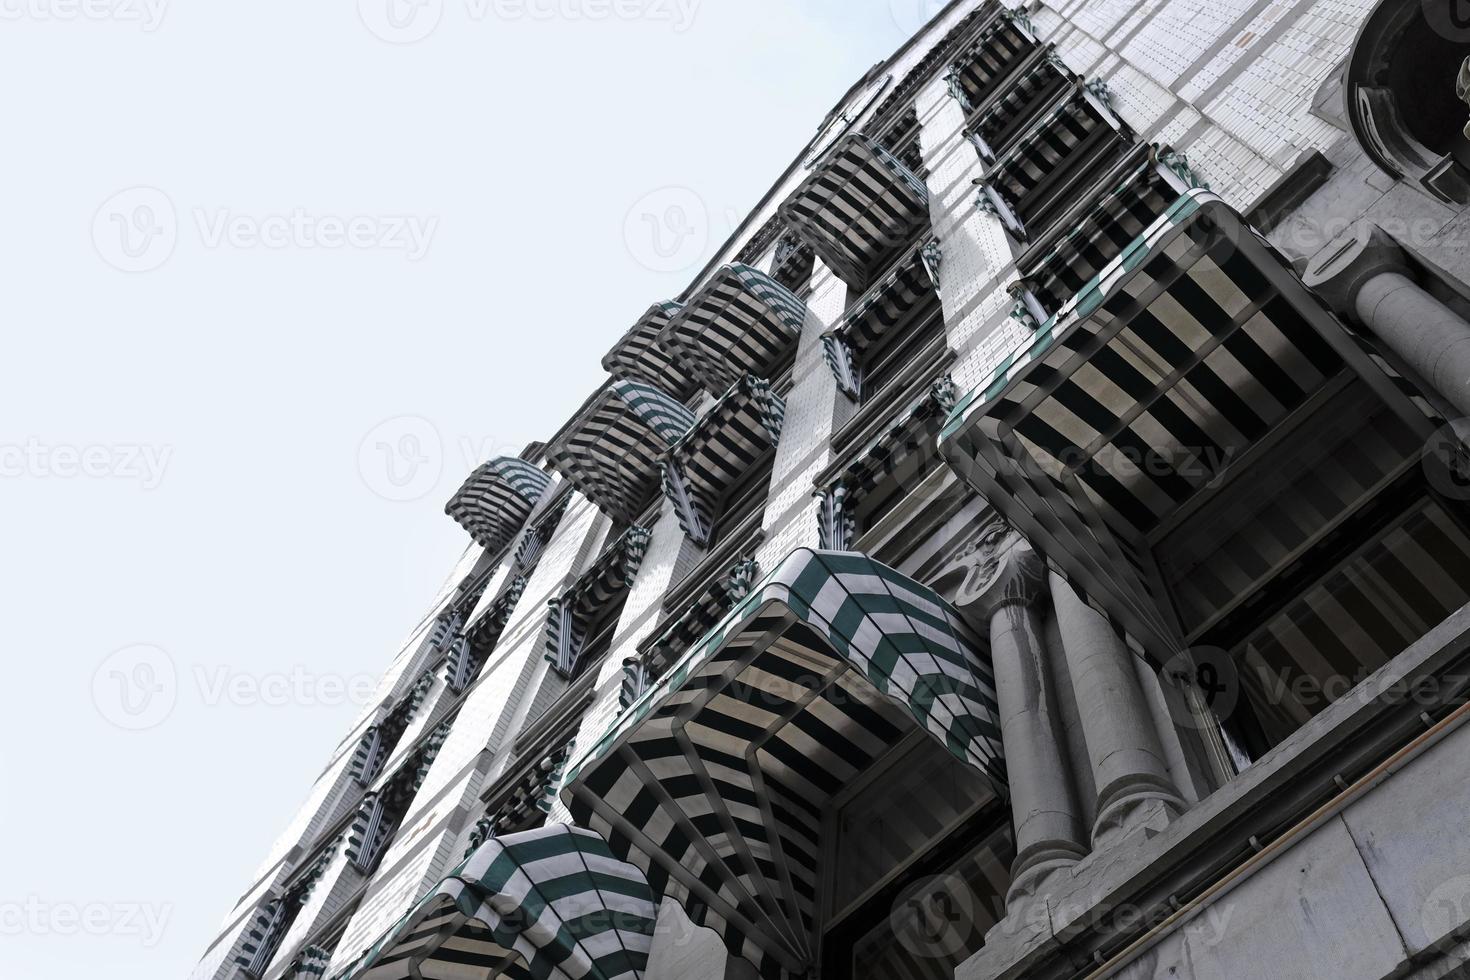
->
[858,295,944,401]
[1157,379,1470,770]
[703,449,773,553]
[821,736,1013,979]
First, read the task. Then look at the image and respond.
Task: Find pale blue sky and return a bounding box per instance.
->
[0,2,934,978]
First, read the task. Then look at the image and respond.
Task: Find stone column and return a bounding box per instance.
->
[1305,223,1470,417]
[1050,573,1184,849]
[951,524,1087,914]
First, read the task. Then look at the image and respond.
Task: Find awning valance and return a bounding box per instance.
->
[463,576,527,643]
[547,380,696,524]
[602,302,699,401]
[661,376,785,545]
[780,134,931,289]
[288,944,332,979]
[966,48,1072,162]
[444,459,552,553]
[977,80,1132,241]
[339,824,658,980]
[940,190,1443,663]
[817,376,957,550]
[661,264,809,394]
[543,526,651,678]
[945,9,1038,113]
[476,737,578,839]
[1012,145,1198,324]
[819,238,942,397]
[562,548,1003,980]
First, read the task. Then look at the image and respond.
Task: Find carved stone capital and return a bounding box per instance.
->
[1302,222,1413,320]
[945,519,1048,623]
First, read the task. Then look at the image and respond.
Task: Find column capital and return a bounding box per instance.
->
[1303,222,1414,320]
[947,519,1048,623]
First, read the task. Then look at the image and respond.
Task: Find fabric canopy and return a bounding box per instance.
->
[945,8,1037,113]
[940,190,1444,664]
[339,824,658,980]
[980,81,1131,239]
[819,238,942,397]
[966,47,1071,160]
[602,302,699,401]
[817,376,957,550]
[445,459,552,553]
[780,134,931,289]
[1014,145,1192,322]
[661,376,785,545]
[544,526,652,678]
[661,264,808,394]
[547,380,696,524]
[562,548,1003,980]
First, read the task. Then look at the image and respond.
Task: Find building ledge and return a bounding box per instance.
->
[958,602,1470,980]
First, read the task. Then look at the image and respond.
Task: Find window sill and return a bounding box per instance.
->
[660,510,766,617]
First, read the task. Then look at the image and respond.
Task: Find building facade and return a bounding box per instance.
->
[189,1,1470,978]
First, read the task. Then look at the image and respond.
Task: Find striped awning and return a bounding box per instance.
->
[661,377,785,545]
[544,526,651,678]
[940,190,1443,664]
[463,576,527,644]
[966,48,1072,162]
[819,238,942,397]
[623,559,760,709]
[288,944,333,979]
[1014,145,1196,322]
[340,824,658,980]
[780,135,931,289]
[661,265,808,394]
[946,8,1037,113]
[473,738,579,841]
[602,302,699,401]
[562,548,1003,980]
[444,459,552,553]
[817,376,957,550]
[978,81,1131,241]
[547,380,696,524]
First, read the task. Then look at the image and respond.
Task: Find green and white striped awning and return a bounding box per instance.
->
[547,380,696,524]
[339,824,658,980]
[977,80,1132,242]
[602,302,699,401]
[780,134,931,290]
[817,377,957,550]
[661,376,785,545]
[966,47,1072,162]
[445,459,553,553]
[562,548,1003,980]
[945,8,1037,114]
[1013,145,1197,324]
[475,738,578,840]
[661,265,809,394]
[544,526,651,679]
[940,190,1445,664]
[288,944,333,979]
[819,238,942,398]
